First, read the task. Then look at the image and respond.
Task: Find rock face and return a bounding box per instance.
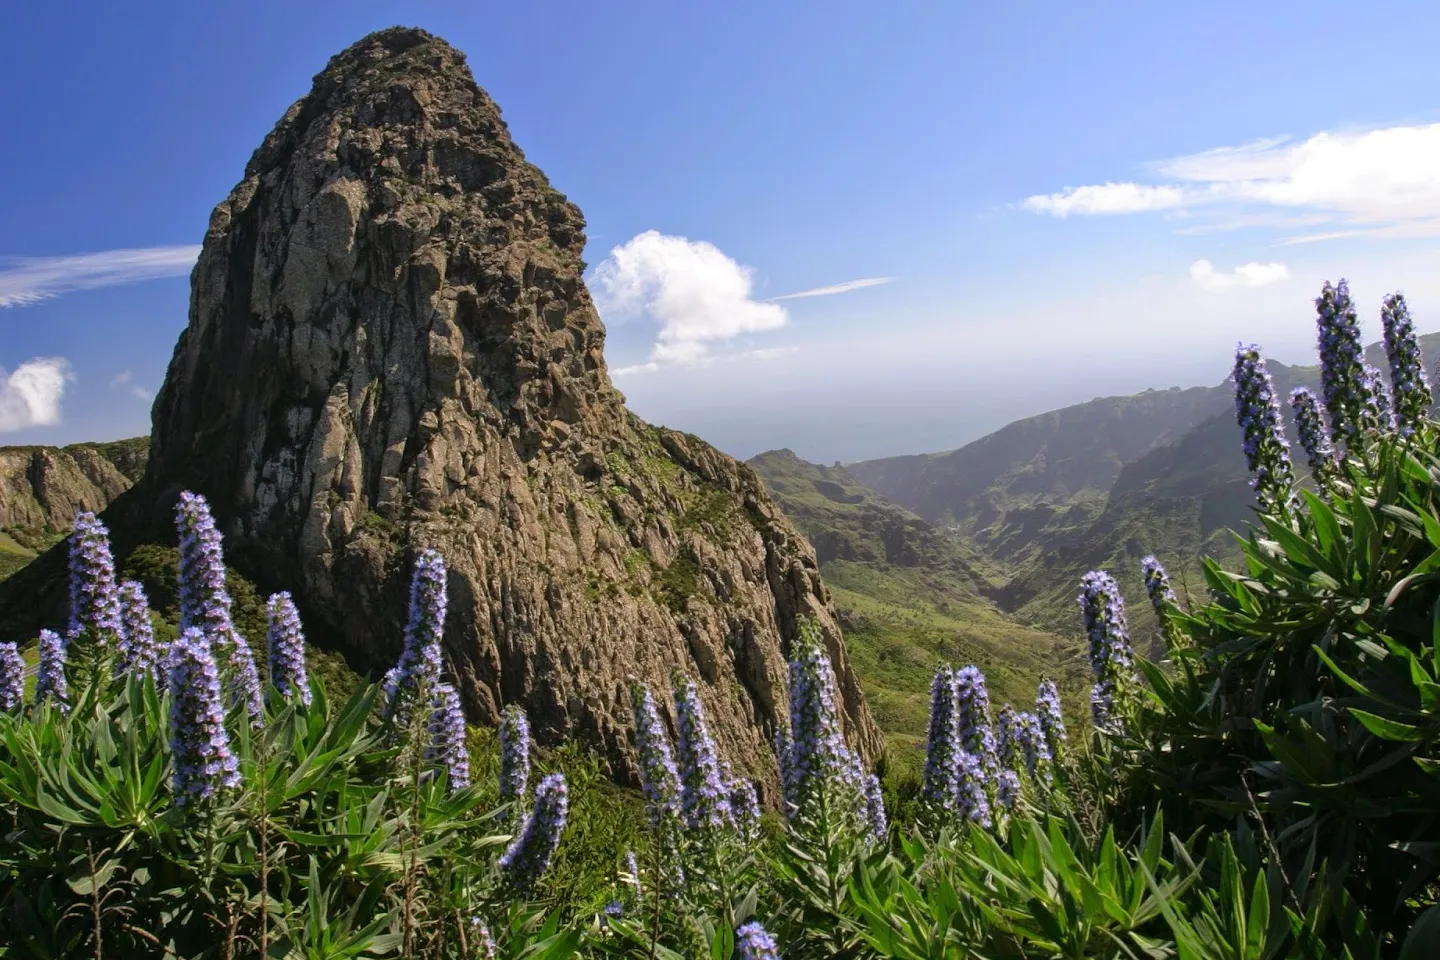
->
[0,440,144,535]
[137,27,880,792]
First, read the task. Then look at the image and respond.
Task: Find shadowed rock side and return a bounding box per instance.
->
[114,26,877,794]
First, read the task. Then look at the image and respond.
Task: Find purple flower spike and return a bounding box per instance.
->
[629,678,681,828]
[1079,571,1137,731]
[995,769,1020,811]
[499,772,569,892]
[864,773,888,841]
[428,682,470,792]
[167,628,240,804]
[175,492,232,635]
[736,921,782,960]
[1140,556,1177,616]
[1233,344,1297,513]
[996,705,1019,767]
[229,634,263,724]
[957,751,992,829]
[955,666,997,774]
[1289,387,1338,483]
[68,512,124,650]
[785,626,862,820]
[499,704,531,804]
[1361,366,1396,435]
[1316,279,1386,446]
[773,722,796,810]
[0,642,24,712]
[922,667,961,814]
[385,549,447,724]
[1036,678,1067,757]
[35,629,68,712]
[118,581,164,682]
[1016,711,1053,782]
[470,920,496,960]
[1381,292,1431,434]
[265,592,311,706]
[175,492,261,721]
[673,675,731,830]
[730,776,762,839]
[994,704,1022,811]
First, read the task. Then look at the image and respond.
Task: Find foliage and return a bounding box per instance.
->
[747,450,1076,773]
[9,282,1440,957]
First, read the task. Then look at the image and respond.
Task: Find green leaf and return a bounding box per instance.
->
[1245,867,1271,956]
[1349,709,1422,742]
[1303,489,1343,559]
[1263,516,1341,580]
[516,929,583,960]
[1400,905,1440,960]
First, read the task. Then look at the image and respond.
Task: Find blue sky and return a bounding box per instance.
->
[4,1,1440,462]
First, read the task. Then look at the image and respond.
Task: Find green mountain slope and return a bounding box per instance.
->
[848,385,1225,559]
[746,450,1075,770]
[0,438,151,581]
[854,335,1440,633]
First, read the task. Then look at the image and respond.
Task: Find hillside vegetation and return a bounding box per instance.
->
[852,335,1440,633]
[747,450,1077,769]
[5,282,1440,957]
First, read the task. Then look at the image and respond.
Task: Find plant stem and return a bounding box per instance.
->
[87,841,103,960]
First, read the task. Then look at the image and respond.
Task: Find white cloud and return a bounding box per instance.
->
[590,230,789,368]
[0,245,201,308]
[0,357,71,431]
[1189,259,1290,292]
[742,347,798,361]
[1022,123,1440,237]
[109,370,153,402]
[611,361,661,378]
[767,277,896,300]
[611,346,798,379]
[1022,183,1188,217]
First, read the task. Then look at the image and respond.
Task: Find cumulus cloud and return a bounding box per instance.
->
[1022,123,1440,238]
[0,357,71,431]
[590,230,790,368]
[1189,260,1291,292]
[0,245,201,308]
[767,277,896,300]
[110,370,153,402]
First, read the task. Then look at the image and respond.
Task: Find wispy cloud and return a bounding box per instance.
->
[766,277,896,301]
[0,245,201,308]
[1022,183,1187,217]
[591,230,790,369]
[1022,122,1440,239]
[110,370,153,402]
[611,346,797,379]
[0,357,71,431]
[1189,259,1290,292]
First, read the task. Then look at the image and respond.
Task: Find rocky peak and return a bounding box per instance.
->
[128,27,879,793]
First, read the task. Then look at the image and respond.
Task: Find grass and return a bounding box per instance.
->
[824,561,1079,778]
[0,531,36,582]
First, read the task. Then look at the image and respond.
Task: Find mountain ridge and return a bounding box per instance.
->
[0,26,881,797]
[848,334,1440,630]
